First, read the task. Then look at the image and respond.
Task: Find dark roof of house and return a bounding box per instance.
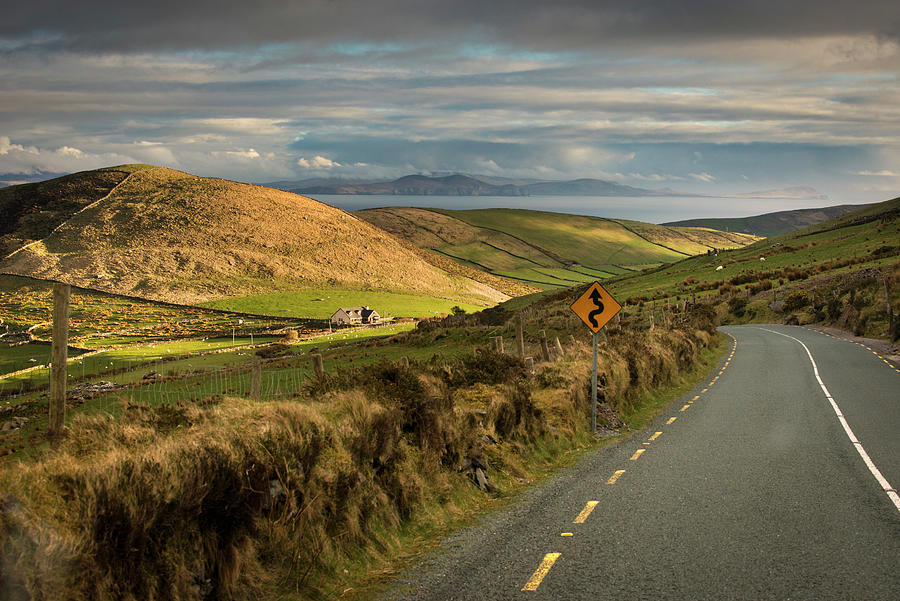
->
[334,306,380,318]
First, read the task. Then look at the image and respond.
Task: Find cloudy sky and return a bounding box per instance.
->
[1,1,899,206]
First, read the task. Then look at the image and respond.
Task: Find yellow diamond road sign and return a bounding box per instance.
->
[571,281,622,333]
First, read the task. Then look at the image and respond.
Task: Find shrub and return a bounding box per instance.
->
[728,296,748,317]
[784,290,810,311]
[717,283,738,296]
[826,297,842,320]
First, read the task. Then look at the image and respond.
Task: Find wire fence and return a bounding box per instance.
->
[1,322,406,412]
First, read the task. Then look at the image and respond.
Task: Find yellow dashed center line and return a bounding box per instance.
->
[649,431,662,441]
[666,417,677,425]
[522,553,561,591]
[560,532,573,537]
[701,388,708,393]
[680,404,690,412]
[607,470,626,485]
[572,501,599,524]
[630,449,645,461]
[692,395,700,401]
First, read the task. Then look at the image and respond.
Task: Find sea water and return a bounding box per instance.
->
[308,194,824,224]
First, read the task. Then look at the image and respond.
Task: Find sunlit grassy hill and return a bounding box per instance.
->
[0,166,510,307]
[594,197,899,339]
[0,165,157,257]
[357,207,759,289]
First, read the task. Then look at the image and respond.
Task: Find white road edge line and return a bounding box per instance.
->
[759,327,900,513]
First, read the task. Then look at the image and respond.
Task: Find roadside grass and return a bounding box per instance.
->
[622,333,728,429]
[201,288,487,318]
[0,296,722,600]
[326,331,731,601]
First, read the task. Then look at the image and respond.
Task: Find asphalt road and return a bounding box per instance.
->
[381,325,900,600]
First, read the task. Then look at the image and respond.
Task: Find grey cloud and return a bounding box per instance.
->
[4,1,899,53]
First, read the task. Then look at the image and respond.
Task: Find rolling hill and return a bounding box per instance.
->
[0,166,511,306]
[604,196,900,307]
[356,207,759,289]
[663,203,872,237]
[0,165,150,257]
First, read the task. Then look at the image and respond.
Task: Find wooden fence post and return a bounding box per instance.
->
[524,357,534,374]
[516,312,525,360]
[493,336,504,354]
[554,336,564,359]
[538,329,551,362]
[250,357,261,401]
[399,356,409,369]
[49,283,70,440]
[311,353,325,378]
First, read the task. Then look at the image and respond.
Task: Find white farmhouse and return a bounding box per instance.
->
[330,306,381,326]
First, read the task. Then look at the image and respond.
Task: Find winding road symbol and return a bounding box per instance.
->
[571,281,621,333]
[588,288,605,329]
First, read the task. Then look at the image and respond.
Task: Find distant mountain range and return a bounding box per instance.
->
[265,173,828,200]
[269,173,680,197]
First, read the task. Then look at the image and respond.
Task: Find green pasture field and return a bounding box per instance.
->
[0,323,419,397]
[0,343,88,376]
[0,336,271,393]
[201,288,487,318]
[530,267,597,284]
[494,268,571,288]
[435,208,688,266]
[0,274,308,348]
[570,265,631,278]
[103,324,439,409]
[438,241,553,272]
[495,264,633,289]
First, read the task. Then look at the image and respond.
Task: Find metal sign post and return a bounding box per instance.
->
[591,330,599,433]
[571,281,622,434]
